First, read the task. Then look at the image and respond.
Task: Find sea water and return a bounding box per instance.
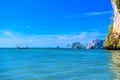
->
[0,48,119,80]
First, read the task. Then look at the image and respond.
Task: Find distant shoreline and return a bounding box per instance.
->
[0,47,106,50]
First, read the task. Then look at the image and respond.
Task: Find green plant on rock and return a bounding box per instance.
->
[115,0,120,13]
[108,24,113,34]
[104,24,113,48]
[117,39,120,48]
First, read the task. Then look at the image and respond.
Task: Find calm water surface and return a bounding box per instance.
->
[0,49,119,80]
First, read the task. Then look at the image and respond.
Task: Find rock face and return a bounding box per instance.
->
[104,0,120,49]
[112,0,120,33]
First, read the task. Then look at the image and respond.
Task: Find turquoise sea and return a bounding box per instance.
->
[0,49,120,80]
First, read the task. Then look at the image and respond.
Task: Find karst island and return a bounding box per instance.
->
[104,0,120,49]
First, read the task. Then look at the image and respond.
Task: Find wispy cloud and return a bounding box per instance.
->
[0,30,106,47]
[84,11,112,16]
[0,30,20,39]
[64,10,112,18]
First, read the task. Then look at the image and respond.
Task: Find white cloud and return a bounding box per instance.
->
[64,10,112,18]
[0,30,17,39]
[85,11,112,16]
[0,30,106,48]
[3,31,11,35]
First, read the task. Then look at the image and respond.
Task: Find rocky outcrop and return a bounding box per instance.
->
[66,42,84,49]
[112,0,120,33]
[92,39,104,49]
[86,39,104,49]
[104,0,120,49]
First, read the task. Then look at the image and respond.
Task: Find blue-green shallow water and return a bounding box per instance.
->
[0,49,119,80]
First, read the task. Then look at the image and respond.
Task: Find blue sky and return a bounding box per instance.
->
[0,0,113,47]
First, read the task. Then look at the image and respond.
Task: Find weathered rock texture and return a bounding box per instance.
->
[104,0,120,49]
[112,0,120,33]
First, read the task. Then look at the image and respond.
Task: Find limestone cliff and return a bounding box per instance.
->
[112,0,120,33]
[104,0,120,49]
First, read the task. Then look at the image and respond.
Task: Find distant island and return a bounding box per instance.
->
[66,42,84,49]
[104,0,120,50]
[66,39,104,49]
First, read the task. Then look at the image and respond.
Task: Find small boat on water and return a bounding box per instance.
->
[17,46,29,49]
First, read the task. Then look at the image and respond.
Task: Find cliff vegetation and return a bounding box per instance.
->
[104,0,120,49]
[104,24,120,49]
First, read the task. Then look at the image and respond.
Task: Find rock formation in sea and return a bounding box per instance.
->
[104,0,120,49]
[66,44,72,48]
[66,42,84,49]
[86,39,104,49]
[86,44,94,49]
[72,42,84,49]
[92,39,104,49]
